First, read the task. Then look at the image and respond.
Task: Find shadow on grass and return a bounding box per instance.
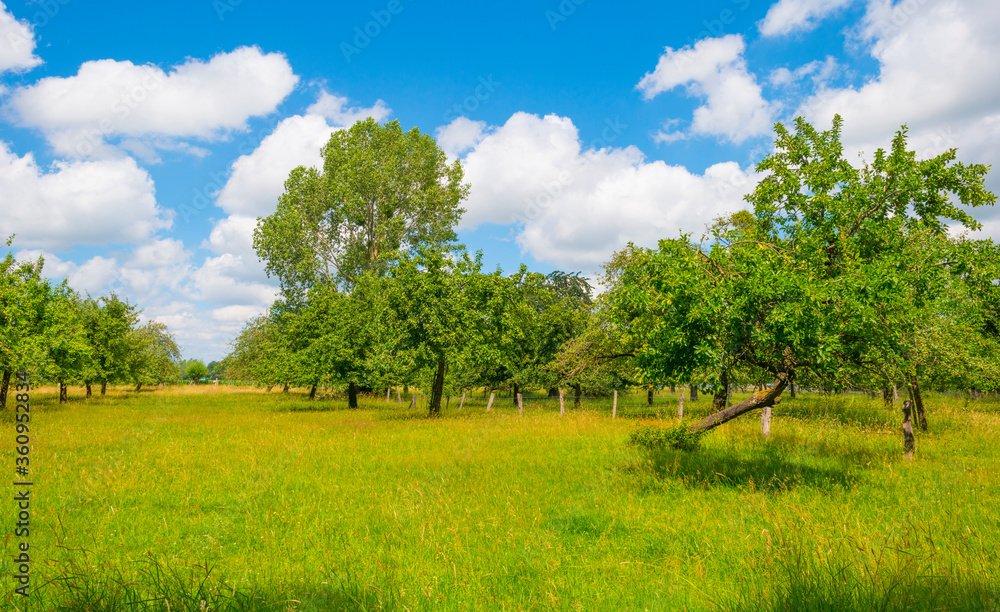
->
[18,553,400,612]
[723,555,1000,612]
[621,431,878,494]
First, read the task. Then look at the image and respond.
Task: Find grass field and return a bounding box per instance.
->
[2,385,999,611]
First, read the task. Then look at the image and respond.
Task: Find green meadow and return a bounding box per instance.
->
[2,386,999,611]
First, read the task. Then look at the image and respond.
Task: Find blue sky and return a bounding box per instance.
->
[1,0,998,361]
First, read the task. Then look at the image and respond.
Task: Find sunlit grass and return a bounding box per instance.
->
[2,385,998,610]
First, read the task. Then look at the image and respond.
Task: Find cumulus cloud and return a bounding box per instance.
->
[0,2,40,74]
[436,117,488,158]
[5,46,298,158]
[454,112,756,271]
[0,141,170,249]
[759,0,857,37]
[637,35,774,144]
[214,92,392,218]
[306,90,391,126]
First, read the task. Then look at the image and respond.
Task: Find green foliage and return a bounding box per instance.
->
[629,424,706,452]
[185,359,209,383]
[254,117,469,297]
[130,321,182,385]
[605,115,998,409]
[80,293,140,386]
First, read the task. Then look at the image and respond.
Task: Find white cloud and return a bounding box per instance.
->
[214,114,336,217]
[436,117,488,158]
[306,90,391,126]
[454,112,757,271]
[0,2,41,74]
[215,92,391,217]
[0,141,170,249]
[770,56,838,87]
[637,35,774,144]
[759,0,857,37]
[5,46,298,158]
[191,253,279,306]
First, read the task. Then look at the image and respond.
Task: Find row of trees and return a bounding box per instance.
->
[225,116,999,430]
[0,243,182,406]
[600,117,1000,431]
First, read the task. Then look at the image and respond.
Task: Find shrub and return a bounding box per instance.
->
[628,424,706,452]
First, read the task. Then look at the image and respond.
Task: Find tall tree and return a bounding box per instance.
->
[254,118,469,299]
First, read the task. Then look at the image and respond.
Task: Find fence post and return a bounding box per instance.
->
[486,392,494,412]
[411,393,416,409]
[761,405,771,437]
[517,393,523,415]
[397,389,401,407]
[559,389,565,416]
[678,390,684,419]
[459,391,466,411]
[386,388,391,402]
[902,400,915,459]
[612,390,617,419]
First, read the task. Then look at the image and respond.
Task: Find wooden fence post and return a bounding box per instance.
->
[559,389,565,416]
[486,392,494,412]
[612,390,617,419]
[397,389,401,407]
[761,405,771,437]
[459,391,466,411]
[902,400,915,459]
[893,385,898,404]
[411,393,416,409]
[678,390,684,419]
[517,393,523,415]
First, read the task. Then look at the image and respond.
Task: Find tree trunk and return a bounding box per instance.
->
[789,382,796,399]
[86,383,92,398]
[670,383,675,393]
[712,371,728,409]
[908,375,928,432]
[282,382,289,393]
[690,384,698,401]
[902,400,915,459]
[0,369,10,409]
[428,357,446,417]
[309,385,317,400]
[548,387,559,398]
[512,382,519,406]
[59,381,68,403]
[101,381,107,396]
[647,387,654,406]
[573,383,582,407]
[348,382,359,409]
[690,373,790,433]
[135,382,142,392]
[882,386,892,407]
